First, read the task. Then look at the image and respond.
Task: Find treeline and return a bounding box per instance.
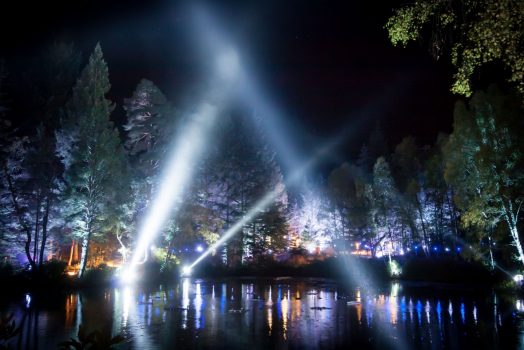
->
[300,87,524,272]
[0,42,523,279]
[0,43,288,276]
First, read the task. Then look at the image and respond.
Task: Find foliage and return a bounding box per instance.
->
[39,259,67,281]
[59,43,128,277]
[386,0,524,97]
[444,86,524,265]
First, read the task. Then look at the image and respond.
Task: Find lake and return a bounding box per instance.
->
[2,278,523,349]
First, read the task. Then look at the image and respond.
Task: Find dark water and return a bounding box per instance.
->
[2,278,524,349]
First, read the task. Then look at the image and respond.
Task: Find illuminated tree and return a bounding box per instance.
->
[367,157,400,257]
[0,49,74,270]
[123,79,173,196]
[424,134,461,249]
[385,0,524,97]
[59,44,127,277]
[294,187,330,251]
[123,79,174,262]
[391,137,429,250]
[201,112,288,265]
[444,86,524,267]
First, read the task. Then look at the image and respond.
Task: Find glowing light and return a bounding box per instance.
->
[513,274,524,283]
[119,267,138,285]
[196,245,204,253]
[516,299,524,312]
[181,279,190,329]
[389,260,402,277]
[182,265,192,276]
[25,293,31,308]
[195,283,203,329]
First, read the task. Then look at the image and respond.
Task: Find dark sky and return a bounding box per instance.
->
[0,0,456,166]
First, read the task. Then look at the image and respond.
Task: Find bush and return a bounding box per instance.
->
[39,259,67,281]
[80,264,115,287]
[400,256,493,284]
[0,262,14,279]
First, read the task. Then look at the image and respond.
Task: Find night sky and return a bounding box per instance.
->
[0,0,456,166]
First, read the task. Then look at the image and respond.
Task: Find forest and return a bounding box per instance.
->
[0,40,523,282]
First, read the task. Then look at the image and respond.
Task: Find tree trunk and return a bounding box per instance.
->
[502,199,524,268]
[2,162,36,270]
[68,240,76,266]
[115,226,128,263]
[488,234,495,271]
[79,229,92,278]
[510,224,524,267]
[416,202,429,255]
[38,196,51,268]
[33,195,41,266]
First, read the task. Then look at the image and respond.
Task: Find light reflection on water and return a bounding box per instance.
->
[4,280,524,349]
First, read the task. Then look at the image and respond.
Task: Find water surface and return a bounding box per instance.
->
[3,278,523,349]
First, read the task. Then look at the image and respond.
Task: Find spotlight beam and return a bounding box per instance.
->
[130,102,219,265]
[189,3,304,175]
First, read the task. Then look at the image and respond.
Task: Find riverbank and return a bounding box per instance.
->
[0,255,515,297]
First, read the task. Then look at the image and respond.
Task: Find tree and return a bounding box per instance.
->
[425,133,461,251]
[391,137,430,251]
[293,186,330,252]
[0,56,66,270]
[199,112,288,265]
[385,0,524,97]
[123,79,173,194]
[123,79,174,262]
[59,44,127,277]
[444,86,524,267]
[366,157,400,258]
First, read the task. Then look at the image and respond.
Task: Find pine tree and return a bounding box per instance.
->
[59,44,127,277]
[367,157,400,257]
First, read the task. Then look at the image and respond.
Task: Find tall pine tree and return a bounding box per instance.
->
[59,44,127,277]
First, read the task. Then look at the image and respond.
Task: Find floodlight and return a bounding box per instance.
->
[182,265,192,276]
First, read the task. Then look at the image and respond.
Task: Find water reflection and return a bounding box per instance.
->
[3,280,524,349]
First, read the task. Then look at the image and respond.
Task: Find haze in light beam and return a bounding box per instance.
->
[131,102,218,265]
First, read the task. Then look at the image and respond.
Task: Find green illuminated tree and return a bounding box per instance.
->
[59,44,127,277]
[385,0,524,97]
[444,86,524,267]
